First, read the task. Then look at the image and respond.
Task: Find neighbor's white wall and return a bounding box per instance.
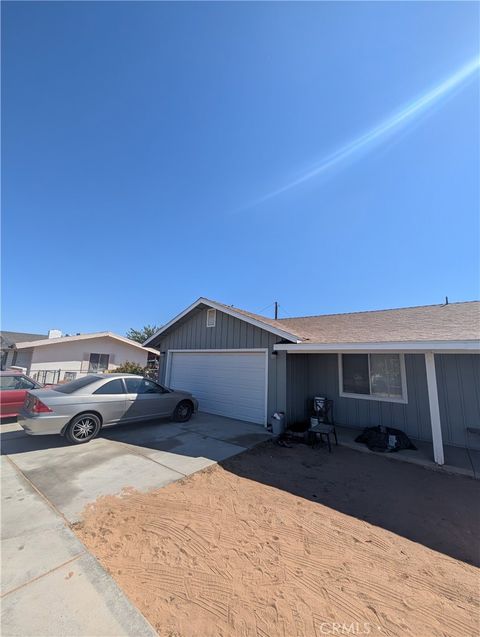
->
[29,337,150,379]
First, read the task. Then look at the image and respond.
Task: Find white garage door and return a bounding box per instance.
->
[168,351,267,425]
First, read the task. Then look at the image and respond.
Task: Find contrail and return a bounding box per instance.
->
[242,56,480,209]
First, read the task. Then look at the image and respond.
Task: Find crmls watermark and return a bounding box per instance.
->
[318,622,380,635]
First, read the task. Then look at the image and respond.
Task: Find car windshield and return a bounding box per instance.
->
[55,376,100,394]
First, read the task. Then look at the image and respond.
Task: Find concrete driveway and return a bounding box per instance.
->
[1,413,270,636]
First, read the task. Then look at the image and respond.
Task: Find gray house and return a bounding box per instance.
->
[145,298,480,465]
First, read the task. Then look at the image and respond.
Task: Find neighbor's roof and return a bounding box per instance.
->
[145,297,480,347]
[1,331,48,348]
[14,332,159,354]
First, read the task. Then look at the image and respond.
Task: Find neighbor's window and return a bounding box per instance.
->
[206,308,216,328]
[88,353,110,372]
[340,353,406,402]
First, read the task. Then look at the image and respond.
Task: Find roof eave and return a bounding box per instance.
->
[273,340,480,353]
[15,332,159,354]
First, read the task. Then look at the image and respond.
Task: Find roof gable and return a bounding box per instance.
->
[143,298,302,345]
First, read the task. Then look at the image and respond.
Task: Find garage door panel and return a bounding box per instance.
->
[169,352,266,424]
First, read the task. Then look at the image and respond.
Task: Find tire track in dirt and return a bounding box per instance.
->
[76,463,480,637]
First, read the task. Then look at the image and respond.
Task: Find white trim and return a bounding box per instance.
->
[206,308,216,328]
[338,353,408,404]
[143,297,300,345]
[274,340,480,353]
[15,332,160,354]
[425,352,444,465]
[165,348,269,425]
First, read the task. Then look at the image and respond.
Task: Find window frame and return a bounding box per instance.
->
[88,353,110,373]
[206,308,216,328]
[338,353,408,404]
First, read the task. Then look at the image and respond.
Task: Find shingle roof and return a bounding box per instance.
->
[214,300,480,343]
[0,331,48,348]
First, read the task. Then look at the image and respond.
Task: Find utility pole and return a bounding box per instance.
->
[274,301,278,320]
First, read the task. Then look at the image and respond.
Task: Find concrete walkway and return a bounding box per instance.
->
[1,413,270,635]
[1,455,157,637]
[334,425,480,479]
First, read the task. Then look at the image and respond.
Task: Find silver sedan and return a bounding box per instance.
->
[18,374,198,444]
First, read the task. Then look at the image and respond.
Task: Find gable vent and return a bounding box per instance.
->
[206,308,216,328]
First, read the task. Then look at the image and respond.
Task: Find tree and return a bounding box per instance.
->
[126,324,159,344]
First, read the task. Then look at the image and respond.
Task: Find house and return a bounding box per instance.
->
[1,331,48,370]
[2,331,159,384]
[144,297,480,464]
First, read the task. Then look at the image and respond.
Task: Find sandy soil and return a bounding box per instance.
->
[76,443,479,637]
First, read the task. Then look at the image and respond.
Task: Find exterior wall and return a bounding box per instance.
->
[287,353,433,442]
[154,307,285,419]
[287,352,480,449]
[28,338,150,381]
[10,348,33,371]
[436,354,480,450]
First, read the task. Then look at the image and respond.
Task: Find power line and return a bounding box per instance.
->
[256,302,275,314]
[278,304,294,318]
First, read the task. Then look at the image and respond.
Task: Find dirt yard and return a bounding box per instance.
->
[75,442,479,637]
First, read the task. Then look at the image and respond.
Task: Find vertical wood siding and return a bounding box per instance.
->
[436,354,480,450]
[287,352,480,448]
[155,307,283,417]
[287,353,433,442]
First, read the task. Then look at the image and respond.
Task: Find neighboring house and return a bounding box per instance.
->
[1,331,48,370]
[144,297,480,464]
[3,332,159,384]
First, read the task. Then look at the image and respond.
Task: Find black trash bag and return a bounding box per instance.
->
[355,426,417,453]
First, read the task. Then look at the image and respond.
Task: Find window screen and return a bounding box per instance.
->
[342,354,370,395]
[341,353,404,400]
[370,354,402,398]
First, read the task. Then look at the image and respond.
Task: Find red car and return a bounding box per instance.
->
[0,370,42,419]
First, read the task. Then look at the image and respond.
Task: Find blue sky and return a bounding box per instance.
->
[2,1,479,335]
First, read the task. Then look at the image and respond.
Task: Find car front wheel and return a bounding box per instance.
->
[173,400,193,423]
[65,413,101,444]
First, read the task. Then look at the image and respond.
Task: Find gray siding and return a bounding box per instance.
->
[154,307,285,419]
[436,354,480,450]
[287,352,480,448]
[287,353,432,442]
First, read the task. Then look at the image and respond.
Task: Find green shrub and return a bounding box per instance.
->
[111,361,146,375]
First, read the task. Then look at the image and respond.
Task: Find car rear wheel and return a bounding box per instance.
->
[173,400,193,423]
[65,413,101,444]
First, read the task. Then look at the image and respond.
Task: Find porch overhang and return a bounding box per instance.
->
[273,340,480,354]
[275,339,479,467]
